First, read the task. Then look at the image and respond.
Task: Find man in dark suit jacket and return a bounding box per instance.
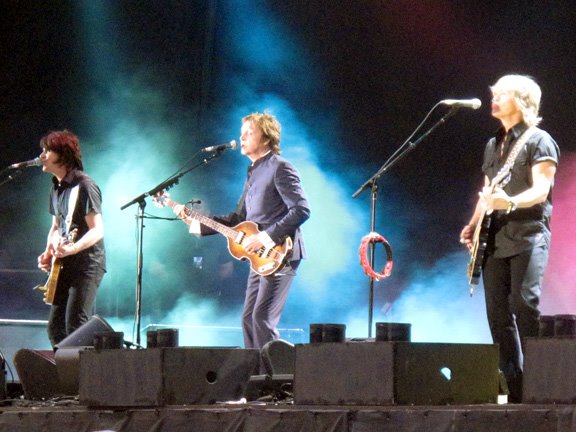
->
[179,112,310,349]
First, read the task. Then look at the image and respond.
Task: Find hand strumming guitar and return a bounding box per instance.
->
[38,249,53,273]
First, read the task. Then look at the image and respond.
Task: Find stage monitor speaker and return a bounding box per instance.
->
[294,342,499,405]
[79,347,260,406]
[523,337,576,403]
[13,349,60,400]
[261,339,295,375]
[56,314,114,349]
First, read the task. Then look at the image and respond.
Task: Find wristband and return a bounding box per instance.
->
[506,199,517,214]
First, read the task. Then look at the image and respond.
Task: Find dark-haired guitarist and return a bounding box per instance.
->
[36,130,106,348]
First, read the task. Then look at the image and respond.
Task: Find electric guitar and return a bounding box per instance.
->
[467,170,511,294]
[467,196,493,291]
[153,192,292,276]
[38,228,78,305]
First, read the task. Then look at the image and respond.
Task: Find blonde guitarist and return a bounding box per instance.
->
[175,113,310,350]
[36,130,106,348]
[459,75,559,402]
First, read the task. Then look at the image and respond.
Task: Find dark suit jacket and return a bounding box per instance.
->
[208,152,310,261]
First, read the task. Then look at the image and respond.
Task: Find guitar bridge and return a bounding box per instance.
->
[258,262,276,274]
[256,246,269,258]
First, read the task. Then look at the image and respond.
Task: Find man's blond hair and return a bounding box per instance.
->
[491,74,542,127]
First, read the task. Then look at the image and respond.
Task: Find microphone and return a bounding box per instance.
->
[440,98,482,109]
[10,157,42,169]
[202,140,238,152]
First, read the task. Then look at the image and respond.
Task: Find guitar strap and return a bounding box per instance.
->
[235,183,249,216]
[52,184,80,236]
[492,126,537,188]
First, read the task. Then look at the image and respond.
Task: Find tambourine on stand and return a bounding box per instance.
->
[352,100,463,337]
[358,232,393,281]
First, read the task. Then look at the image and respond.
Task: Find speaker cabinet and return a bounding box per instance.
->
[394,342,499,405]
[79,347,260,406]
[523,338,576,403]
[294,342,499,405]
[295,341,395,405]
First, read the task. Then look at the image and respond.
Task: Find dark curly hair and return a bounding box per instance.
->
[40,130,83,171]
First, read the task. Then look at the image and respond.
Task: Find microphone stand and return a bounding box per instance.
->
[0,167,23,187]
[120,152,225,346]
[352,105,461,337]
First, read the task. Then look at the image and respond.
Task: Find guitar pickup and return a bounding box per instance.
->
[235,232,246,244]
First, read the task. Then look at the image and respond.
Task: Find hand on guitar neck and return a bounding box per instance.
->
[459,223,476,253]
[153,191,292,276]
[171,203,192,225]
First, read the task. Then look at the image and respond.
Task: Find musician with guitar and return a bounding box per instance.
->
[167,112,310,350]
[36,131,106,348]
[460,75,559,402]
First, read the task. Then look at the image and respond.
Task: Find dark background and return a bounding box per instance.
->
[1,0,575,346]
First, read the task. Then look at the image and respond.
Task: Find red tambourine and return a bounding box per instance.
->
[358,232,393,281]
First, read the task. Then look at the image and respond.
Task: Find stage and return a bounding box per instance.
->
[3,327,576,431]
[1,399,576,432]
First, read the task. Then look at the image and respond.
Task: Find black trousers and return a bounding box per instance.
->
[242,260,300,349]
[48,263,105,347]
[482,245,549,400]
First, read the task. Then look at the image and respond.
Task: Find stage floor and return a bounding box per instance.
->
[1,399,575,432]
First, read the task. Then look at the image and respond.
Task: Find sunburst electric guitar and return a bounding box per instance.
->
[38,228,78,305]
[153,192,292,276]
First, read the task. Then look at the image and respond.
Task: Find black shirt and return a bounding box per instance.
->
[482,122,560,258]
[49,169,106,271]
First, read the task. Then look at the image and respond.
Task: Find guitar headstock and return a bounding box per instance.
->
[153,191,170,208]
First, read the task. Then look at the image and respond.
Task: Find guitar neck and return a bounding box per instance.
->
[167,200,237,239]
[473,207,488,238]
